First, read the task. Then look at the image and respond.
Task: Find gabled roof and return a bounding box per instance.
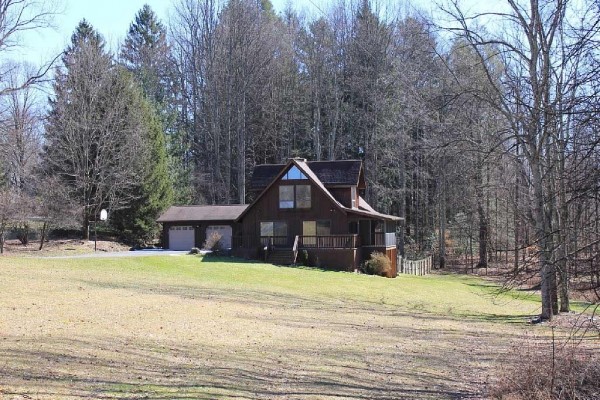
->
[250,160,363,192]
[157,205,248,223]
[237,158,402,223]
[358,196,376,213]
[346,207,402,222]
[237,159,347,222]
[353,196,402,221]
[294,159,345,212]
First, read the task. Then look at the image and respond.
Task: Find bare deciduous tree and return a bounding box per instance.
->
[0,64,43,191]
[44,21,149,239]
[0,187,18,253]
[442,0,600,320]
[0,0,60,95]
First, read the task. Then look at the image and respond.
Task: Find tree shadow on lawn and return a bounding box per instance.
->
[0,335,484,399]
[199,255,262,264]
[199,255,349,274]
[456,313,536,324]
[2,273,527,399]
[79,277,533,332]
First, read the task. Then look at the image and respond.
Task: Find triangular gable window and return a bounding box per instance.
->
[282,165,307,180]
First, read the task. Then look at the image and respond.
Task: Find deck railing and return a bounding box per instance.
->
[373,232,397,247]
[235,233,396,250]
[299,234,359,249]
[260,236,289,247]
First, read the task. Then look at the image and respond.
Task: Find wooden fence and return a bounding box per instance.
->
[397,255,433,276]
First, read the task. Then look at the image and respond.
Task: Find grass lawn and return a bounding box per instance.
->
[0,255,557,399]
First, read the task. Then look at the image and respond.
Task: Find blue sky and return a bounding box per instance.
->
[11,0,500,67]
[14,0,323,66]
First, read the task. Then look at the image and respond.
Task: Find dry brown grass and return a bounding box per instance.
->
[490,335,599,399]
[1,239,130,256]
[0,255,562,399]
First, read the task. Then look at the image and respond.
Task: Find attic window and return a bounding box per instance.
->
[282,166,307,180]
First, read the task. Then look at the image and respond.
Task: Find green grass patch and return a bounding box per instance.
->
[1,254,543,321]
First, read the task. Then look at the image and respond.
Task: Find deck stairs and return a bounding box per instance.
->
[267,248,295,265]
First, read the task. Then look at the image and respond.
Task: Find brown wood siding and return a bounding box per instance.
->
[387,247,397,277]
[305,248,358,271]
[329,187,351,208]
[239,179,354,244]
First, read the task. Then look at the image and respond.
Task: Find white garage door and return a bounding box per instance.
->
[169,226,195,250]
[206,225,232,249]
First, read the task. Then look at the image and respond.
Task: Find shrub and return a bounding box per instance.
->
[490,335,600,400]
[203,231,222,251]
[14,224,30,245]
[188,247,201,255]
[364,252,391,276]
[298,250,308,266]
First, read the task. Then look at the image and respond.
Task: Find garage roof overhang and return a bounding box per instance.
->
[157,205,248,223]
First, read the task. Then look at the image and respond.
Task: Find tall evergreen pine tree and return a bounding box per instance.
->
[112,7,174,244]
[121,5,191,205]
[110,92,173,245]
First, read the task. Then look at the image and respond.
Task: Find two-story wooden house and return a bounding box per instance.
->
[158,158,402,276]
[233,158,402,276]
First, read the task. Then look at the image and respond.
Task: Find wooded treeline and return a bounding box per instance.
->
[0,0,599,320]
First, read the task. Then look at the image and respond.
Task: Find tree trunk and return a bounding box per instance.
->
[439,201,446,269]
[0,227,4,254]
[39,221,48,251]
[83,208,90,241]
[477,202,488,269]
[514,163,520,273]
[438,169,446,269]
[531,156,556,320]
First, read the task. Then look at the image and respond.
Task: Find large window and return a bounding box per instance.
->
[303,220,331,246]
[303,220,331,236]
[260,221,288,237]
[279,186,294,208]
[296,185,311,208]
[282,166,307,180]
[279,185,311,209]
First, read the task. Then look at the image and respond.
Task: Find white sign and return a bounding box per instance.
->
[99,209,108,221]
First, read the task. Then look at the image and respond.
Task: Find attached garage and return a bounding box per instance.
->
[157,205,247,250]
[168,226,195,251]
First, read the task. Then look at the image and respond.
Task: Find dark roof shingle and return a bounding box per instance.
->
[157,205,247,222]
[250,160,362,191]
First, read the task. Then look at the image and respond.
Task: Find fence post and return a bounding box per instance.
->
[400,256,403,274]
